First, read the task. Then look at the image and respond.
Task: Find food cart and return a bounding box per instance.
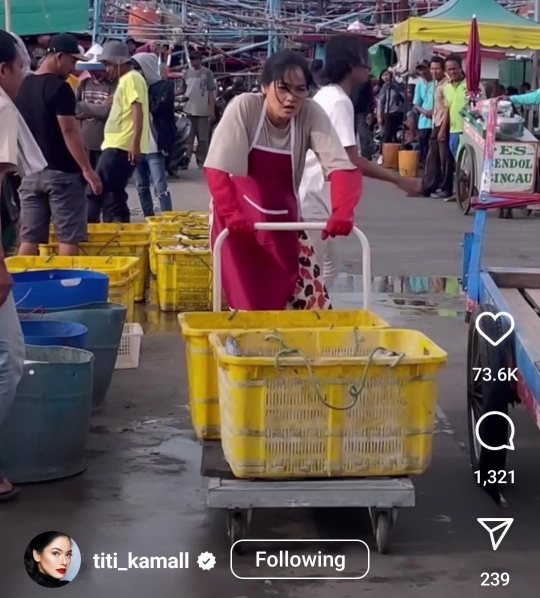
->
[463,101,540,507]
[456,101,540,215]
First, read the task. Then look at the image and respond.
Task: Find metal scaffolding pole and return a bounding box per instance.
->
[4,0,12,31]
[267,0,282,57]
[92,0,102,43]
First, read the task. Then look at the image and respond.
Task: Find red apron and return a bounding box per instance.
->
[210,108,300,310]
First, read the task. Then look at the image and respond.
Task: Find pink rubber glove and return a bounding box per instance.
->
[322,169,362,240]
[204,167,255,234]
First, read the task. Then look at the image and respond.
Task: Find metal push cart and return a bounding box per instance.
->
[456,103,540,216]
[463,102,540,507]
[201,223,426,555]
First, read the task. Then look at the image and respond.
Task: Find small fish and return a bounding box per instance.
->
[225,335,242,356]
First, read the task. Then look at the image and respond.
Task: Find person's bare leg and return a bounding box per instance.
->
[17,242,39,256]
[58,243,79,256]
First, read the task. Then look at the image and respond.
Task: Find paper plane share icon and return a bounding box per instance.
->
[477,518,514,551]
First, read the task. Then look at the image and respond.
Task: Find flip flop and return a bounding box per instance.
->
[0,480,20,501]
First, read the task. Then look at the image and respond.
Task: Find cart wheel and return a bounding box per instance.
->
[456,144,477,215]
[467,304,516,507]
[375,512,392,555]
[227,510,249,552]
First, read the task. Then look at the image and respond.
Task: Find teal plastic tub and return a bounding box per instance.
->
[0,345,94,483]
[22,303,127,412]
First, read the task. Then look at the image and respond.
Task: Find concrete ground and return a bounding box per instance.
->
[3,171,540,597]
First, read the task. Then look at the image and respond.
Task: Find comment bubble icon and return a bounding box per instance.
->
[475,411,515,451]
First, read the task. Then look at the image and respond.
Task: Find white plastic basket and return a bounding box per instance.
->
[115,323,144,370]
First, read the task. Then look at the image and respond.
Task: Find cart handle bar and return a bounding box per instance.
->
[212,223,371,312]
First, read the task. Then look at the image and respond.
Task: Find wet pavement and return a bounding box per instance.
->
[3,175,540,596]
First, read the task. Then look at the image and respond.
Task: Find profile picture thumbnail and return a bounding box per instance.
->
[24,531,81,588]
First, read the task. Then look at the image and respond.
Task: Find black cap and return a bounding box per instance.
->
[416,59,429,70]
[47,34,88,61]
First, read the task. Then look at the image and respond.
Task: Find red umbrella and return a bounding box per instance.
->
[466,14,481,97]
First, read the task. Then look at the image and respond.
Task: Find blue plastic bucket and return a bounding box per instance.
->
[20,320,88,349]
[12,269,109,310]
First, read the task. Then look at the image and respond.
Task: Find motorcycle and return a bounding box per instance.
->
[209,94,227,143]
[166,108,193,176]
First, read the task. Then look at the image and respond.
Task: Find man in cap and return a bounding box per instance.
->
[87,41,149,222]
[16,33,102,256]
[184,51,216,168]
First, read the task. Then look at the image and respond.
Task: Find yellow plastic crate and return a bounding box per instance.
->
[108,272,138,322]
[154,239,213,311]
[146,211,208,225]
[6,255,138,280]
[209,328,446,478]
[149,228,208,275]
[147,213,208,275]
[39,241,149,302]
[178,310,389,440]
[48,223,150,244]
[6,256,140,322]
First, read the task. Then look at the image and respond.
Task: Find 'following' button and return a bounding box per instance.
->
[230,539,370,580]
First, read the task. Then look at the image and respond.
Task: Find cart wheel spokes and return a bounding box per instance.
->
[456,144,476,216]
[469,333,484,463]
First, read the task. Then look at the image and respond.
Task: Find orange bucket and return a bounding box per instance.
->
[398,150,419,177]
[382,143,400,168]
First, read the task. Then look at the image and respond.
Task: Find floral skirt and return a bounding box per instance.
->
[286,231,333,310]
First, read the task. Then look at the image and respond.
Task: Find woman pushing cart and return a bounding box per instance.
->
[186,49,447,557]
[203,49,362,311]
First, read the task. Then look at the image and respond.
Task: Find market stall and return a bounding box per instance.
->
[392,0,540,216]
[393,0,540,50]
[392,0,540,79]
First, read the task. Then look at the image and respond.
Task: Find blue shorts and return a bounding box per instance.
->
[449,133,462,159]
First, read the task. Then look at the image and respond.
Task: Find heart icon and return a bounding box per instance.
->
[475,311,515,347]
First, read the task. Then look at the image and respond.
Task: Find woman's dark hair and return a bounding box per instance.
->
[24,531,71,579]
[507,86,518,95]
[379,68,392,86]
[261,50,313,87]
[322,35,366,84]
[430,56,445,68]
[0,30,18,64]
[445,53,462,67]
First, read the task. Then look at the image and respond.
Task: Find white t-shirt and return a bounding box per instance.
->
[299,85,356,219]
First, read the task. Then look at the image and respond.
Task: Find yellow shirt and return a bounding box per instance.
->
[66,74,79,94]
[443,80,486,134]
[102,70,149,153]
